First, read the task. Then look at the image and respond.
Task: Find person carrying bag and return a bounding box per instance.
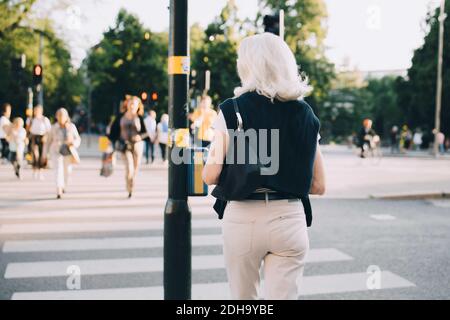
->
[202,33,326,300]
[45,108,81,199]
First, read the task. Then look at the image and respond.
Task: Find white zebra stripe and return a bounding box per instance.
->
[4,249,352,278]
[10,271,415,300]
[0,219,220,235]
[2,235,223,252]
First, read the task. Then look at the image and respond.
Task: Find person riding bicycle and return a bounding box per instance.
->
[358,119,377,158]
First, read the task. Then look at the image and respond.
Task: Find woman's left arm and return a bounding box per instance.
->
[310,143,326,195]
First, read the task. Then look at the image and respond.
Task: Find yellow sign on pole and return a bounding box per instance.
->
[169,128,190,148]
[168,56,190,75]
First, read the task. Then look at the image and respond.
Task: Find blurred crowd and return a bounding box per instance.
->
[389,125,448,154]
[0,94,218,199]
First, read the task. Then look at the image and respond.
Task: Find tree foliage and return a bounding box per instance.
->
[257,0,335,114]
[397,2,450,136]
[190,1,241,107]
[322,71,401,142]
[0,0,82,118]
[85,9,168,123]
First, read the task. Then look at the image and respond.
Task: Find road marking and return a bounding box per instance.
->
[11,271,414,300]
[0,207,214,220]
[370,214,396,221]
[4,249,352,278]
[2,235,224,252]
[0,219,220,235]
[427,200,450,208]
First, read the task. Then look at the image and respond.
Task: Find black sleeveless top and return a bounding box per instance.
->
[218,91,320,198]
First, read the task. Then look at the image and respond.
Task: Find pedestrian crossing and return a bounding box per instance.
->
[0,195,416,300]
[11,271,414,300]
[4,249,353,279]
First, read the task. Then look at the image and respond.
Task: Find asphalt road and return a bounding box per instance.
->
[0,147,449,300]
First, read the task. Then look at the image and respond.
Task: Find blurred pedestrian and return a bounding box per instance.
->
[436,131,445,154]
[203,33,325,300]
[0,103,12,163]
[390,126,399,154]
[157,113,169,162]
[413,128,423,151]
[189,95,217,148]
[117,96,147,198]
[107,95,131,150]
[144,110,157,164]
[6,117,27,179]
[357,119,376,158]
[399,125,410,153]
[28,105,51,180]
[45,108,81,199]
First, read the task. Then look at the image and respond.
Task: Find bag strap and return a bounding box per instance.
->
[301,196,313,227]
[232,99,244,131]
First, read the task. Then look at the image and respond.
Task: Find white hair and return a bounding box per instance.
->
[234,33,312,102]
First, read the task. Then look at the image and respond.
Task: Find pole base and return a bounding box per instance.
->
[164,198,192,300]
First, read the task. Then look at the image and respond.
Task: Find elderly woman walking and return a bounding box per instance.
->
[203,33,326,300]
[46,108,81,199]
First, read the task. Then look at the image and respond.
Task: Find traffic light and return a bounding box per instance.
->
[151,92,158,102]
[263,14,280,36]
[141,91,148,102]
[190,69,197,89]
[33,64,43,85]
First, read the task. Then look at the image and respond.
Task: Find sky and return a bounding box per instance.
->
[42,0,441,71]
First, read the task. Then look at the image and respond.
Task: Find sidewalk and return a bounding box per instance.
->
[321,144,450,160]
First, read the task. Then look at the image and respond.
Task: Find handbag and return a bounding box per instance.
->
[59,144,72,156]
[211,99,265,202]
[115,139,133,153]
[100,151,114,177]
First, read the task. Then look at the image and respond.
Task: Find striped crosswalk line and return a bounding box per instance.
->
[4,248,352,279]
[0,208,214,220]
[10,271,415,300]
[0,219,220,234]
[0,191,416,300]
[2,235,223,252]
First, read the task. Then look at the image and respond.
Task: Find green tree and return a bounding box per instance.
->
[321,70,370,141]
[84,9,168,123]
[0,0,37,38]
[397,2,450,136]
[0,9,82,117]
[191,1,241,107]
[366,76,401,137]
[322,70,401,142]
[257,0,335,114]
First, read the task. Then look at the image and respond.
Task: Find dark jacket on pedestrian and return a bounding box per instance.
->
[212,91,320,225]
[108,114,147,148]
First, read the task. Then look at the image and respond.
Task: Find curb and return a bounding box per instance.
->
[371,192,450,200]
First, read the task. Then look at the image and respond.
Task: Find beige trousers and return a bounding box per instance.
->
[123,141,144,193]
[222,199,309,300]
[52,154,72,189]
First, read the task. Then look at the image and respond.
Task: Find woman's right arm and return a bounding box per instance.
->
[310,143,326,195]
[202,111,228,185]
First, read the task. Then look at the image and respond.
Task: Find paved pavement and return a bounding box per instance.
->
[0,145,449,300]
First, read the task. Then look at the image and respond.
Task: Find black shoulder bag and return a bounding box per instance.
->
[211,99,265,217]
